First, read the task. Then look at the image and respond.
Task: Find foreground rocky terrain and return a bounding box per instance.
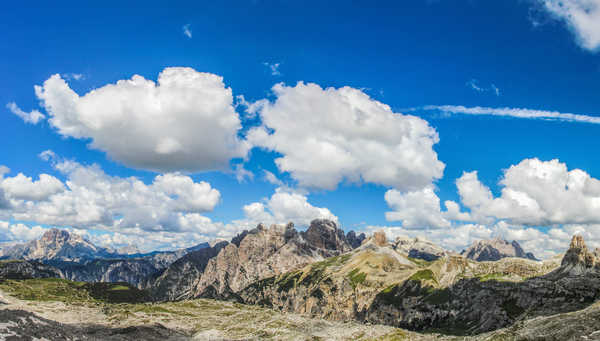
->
[0,278,406,340]
[2,276,600,340]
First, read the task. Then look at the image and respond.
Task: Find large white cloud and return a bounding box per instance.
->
[384,186,452,229]
[247,82,445,190]
[1,173,64,201]
[536,0,600,51]
[34,67,249,172]
[0,221,47,243]
[457,158,600,226]
[7,154,221,235]
[243,187,338,226]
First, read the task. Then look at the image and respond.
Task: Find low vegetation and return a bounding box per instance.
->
[0,278,149,303]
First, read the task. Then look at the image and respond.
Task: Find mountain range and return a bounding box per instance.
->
[3,219,599,338]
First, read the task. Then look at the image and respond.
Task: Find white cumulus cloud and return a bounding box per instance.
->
[456,158,600,226]
[34,67,249,173]
[535,0,600,51]
[243,187,338,226]
[384,186,451,229]
[8,155,221,235]
[247,82,445,191]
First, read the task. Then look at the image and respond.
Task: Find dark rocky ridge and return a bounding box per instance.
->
[0,260,63,280]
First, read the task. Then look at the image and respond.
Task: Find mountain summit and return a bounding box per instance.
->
[554,235,600,276]
[0,229,112,262]
[462,237,537,262]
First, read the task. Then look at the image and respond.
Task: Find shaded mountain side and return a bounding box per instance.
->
[150,219,362,301]
[366,235,600,335]
[46,258,163,288]
[148,241,229,300]
[462,238,537,262]
[0,260,63,280]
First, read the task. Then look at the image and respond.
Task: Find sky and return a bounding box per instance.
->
[1,0,600,258]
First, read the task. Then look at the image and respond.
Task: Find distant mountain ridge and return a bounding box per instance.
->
[0,229,113,262]
[461,237,537,261]
[0,228,210,286]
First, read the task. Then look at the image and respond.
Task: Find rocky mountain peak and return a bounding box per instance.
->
[40,229,88,247]
[301,219,351,252]
[569,234,586,249]
[559,235,600,275]
[346,230,366,248]
[372,231,388,247]
[462,238,537,262]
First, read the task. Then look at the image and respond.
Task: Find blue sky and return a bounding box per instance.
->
[1,0,600,257]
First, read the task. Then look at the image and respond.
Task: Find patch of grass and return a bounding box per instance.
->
[373,329,408,340]
[348,268,367,289]
[276,270,302,292]
[478,273,510,282]
[408,269,438,285]
[0,278,149,304]
[407,257,433,267]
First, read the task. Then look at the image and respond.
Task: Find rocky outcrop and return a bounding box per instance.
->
[0,260,63,280]
[462,238,537,262]
[552,235,600,277]
[191,220,352,299]
[345,231,366,248]
[238,232,419,321]
[393,236,446,261]
[151,219,357,301]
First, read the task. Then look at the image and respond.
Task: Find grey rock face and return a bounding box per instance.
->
[552,235,600,277]
[346,231,366,248]
[462,238,537,262]
[393,236,446,261]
